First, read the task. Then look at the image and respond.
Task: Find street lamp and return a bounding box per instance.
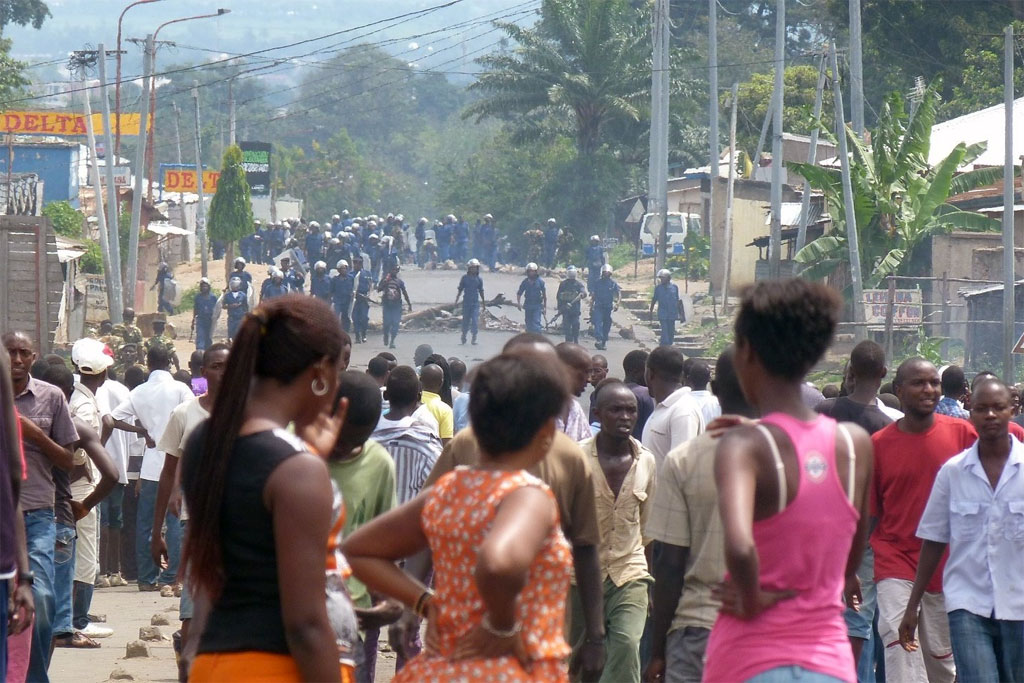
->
[115,0,165,158]
[145,8,231,201]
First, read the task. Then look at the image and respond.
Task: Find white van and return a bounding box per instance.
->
[639,212,701,256]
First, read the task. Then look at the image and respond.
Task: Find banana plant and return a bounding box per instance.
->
[790,83,1003,289]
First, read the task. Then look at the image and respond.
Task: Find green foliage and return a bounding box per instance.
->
[0,0,50,29]
[79,239,103,274]
[606,243,636,271]
[666,231,711,281]
[895,328,947,368]
[733,65,833,157]
[0,37,28,109]
[943,20,1024,119]
[178,284,199,313]
[793,83,1001,290]
[42,200,84,237]
[207,145,253,243]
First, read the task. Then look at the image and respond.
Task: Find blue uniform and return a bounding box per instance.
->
[544,227,560,267]
[352,269,373,342]
[556,279,587,343]
[331,273,354,331]
[517,277,546,333]
[231,270,252,296]
[283,268,304,293]
[458,274,484,342]
[591,277,620,345]
[437,223,453,261]
[453,221,469,262]
[304,233,324,262]
[653,282,681,346]
[479,223,496,269]
[262,281,288,301]
[155,270,174,314]
[310,272,331,301]
[223,290,248,339]
[193,292,218,350]
[269,227,285,255]
[585,245,606,292]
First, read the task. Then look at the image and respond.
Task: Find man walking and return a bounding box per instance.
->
[191,278,217,351]
[556,266,587,344]
[650,269,683,347]
[641,346,705,467]
[575,381,657,682]
[377,264,413,349]
[352,255,373,344]
[517,263,546,333]
[591,264,620,351]
[872,357,976,682]
[332,260,354,333]
[586,235,606,294]
[455,259,485,345]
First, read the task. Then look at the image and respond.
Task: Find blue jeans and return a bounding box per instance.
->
[382,304,402,344]
[100,483,125,530]
[659,317,677,346]
[136,480,184,586]
[461,303,479,340]
[73,580,94,630]
[353,301,369,340]
[24,508,56,682]
[52,522,76,637]
[949,609,1024,683]
[594,305,613,343]
[843,545,879,682]
[227,314,244,340]
[335,301,352,333]
[524,305,542,333]
[747,666,848,682]
[195,317,212,351]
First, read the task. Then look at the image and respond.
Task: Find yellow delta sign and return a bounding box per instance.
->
[0,111,145,136]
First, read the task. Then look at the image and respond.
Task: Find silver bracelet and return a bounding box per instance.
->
[481,614,522,638]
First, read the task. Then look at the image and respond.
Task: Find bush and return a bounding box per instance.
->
[43,201,85,238]
[79,240,103,274]
[178,284,200,313]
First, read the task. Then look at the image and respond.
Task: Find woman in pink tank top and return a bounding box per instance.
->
[703,279,874,683]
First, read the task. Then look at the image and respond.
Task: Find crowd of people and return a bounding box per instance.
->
[4,275,1024,683]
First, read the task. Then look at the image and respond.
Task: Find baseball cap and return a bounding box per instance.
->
[72,338,113,375]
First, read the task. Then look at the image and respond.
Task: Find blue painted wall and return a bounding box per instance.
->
[0,143,80,207]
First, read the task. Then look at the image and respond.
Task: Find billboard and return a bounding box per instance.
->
[0,111,144,136]
[163,168,220,193]
[239,141,271,196]
[863,289,923,326]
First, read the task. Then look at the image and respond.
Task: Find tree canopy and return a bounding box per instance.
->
[207,145,253,243]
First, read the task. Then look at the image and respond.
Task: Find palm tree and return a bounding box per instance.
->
[792,85,1003,288]
[465,0,651,159]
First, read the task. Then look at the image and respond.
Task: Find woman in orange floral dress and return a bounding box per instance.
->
[343,350,573,681]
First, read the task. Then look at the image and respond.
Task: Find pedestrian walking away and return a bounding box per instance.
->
[586,235,606,294]
[455,259,485,345]
[377,265,413,349]
[192,278,217,351]
[351,256,374,344]
[517,263,547,333]
[555,266,587,344]
[650,269,683,347]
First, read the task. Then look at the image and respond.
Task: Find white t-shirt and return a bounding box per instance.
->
[156,397,210,521]
[97,379,132,484]
[375,404,439,436]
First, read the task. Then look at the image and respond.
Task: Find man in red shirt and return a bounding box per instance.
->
[872,358,975,682]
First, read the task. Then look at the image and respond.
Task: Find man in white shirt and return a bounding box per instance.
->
[95,372,130,587]
[109,345,193,593]
[685,359,721,427]
[642,346,705,467]
[556,342,599,442]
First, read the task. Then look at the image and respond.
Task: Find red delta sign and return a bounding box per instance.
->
[163,168,220,193]
[0,111,143,136]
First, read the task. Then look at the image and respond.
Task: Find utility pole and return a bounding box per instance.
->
[193,81,208,279]
[172,101,184,211]
[795,53,827,252]
[649,0,670,273]
[1004,24,1015,381]
[722,83,739,313]
[830,41,865,338]
[126,34,152,309]
[753,106,772,170]
[228,78,236,146]
[768,0,785,278]
[849,0,865,137]
[708,0,719,242]
[97,43,123,323]
[76,56,117,321]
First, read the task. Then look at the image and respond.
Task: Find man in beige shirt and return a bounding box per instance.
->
[644,347,752,683]
[574,381,656,683]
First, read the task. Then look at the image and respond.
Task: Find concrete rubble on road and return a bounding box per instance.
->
[124,641,150,658]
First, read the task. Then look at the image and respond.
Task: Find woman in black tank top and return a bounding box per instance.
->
[181,294,354,682]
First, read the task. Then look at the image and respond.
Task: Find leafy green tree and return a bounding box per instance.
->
[0,0,49,29]
[942,20,1024,119]
[208,145,252,279]
[733,65,833,157]
[792,85,1002,290]
[42,200,84,237]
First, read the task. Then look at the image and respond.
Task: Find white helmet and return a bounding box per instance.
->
[567,265,578,279]
[657,269,671,278]
[547,217,557,225]
[309,221,320,229]
[526,262,539,271]
[234,257,246,266]
[314,261,327,271]
[336,259,350,269]
[467,259,481,269]
[446,214,457,222]
[591,234,601,242]
[483,213,493,220]
[601,264,613,274]
[332,214,340,221]
[380,235,393,245]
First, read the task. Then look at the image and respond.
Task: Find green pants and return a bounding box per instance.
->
[570,576,651,683]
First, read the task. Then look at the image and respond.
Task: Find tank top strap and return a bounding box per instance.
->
[754,424,787,514]
[836,423,856,505]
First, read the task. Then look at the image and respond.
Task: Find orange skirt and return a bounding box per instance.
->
[190,651,355,682]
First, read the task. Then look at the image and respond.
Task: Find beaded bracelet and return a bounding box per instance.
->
[481,614,522,639]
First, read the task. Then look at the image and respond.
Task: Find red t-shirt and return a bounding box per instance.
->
[1010,421,1024,441]
[870,414,977,592]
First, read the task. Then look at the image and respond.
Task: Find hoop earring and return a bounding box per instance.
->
[311,378,329,396]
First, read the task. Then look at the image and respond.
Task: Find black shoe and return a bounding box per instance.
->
[472,337,478,345]
[460,337,467,344]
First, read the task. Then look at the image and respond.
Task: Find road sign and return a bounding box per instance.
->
[1013,330,1024,354]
